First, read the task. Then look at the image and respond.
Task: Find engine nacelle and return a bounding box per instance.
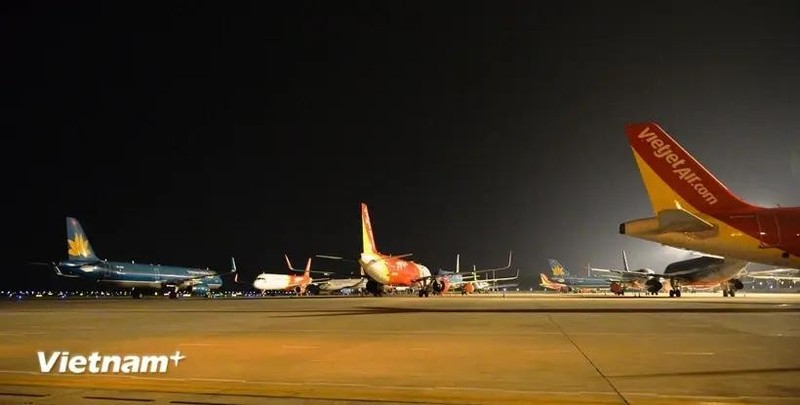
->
[610,282,624,294]
[463,282,475,294]
[191,284,210,295]
[729,278,744,290]
[645,278,663,293]
[432,277,449,294]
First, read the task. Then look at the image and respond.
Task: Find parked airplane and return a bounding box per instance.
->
[546,259,614,292]
[458,269,521,294]
[598,255,749,297]
[619,122,800,270]
[252,255,328,295]
[590,251,654,295]
[316,278,367,294]
[50,217,232,299]
[432,252,517,294]
[539,273,570,292]
[358,203,434,297]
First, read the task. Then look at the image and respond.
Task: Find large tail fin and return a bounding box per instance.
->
[625,123,755,214]
[361,203,378,254]
[66,217,98,261]
[547,259,569,277]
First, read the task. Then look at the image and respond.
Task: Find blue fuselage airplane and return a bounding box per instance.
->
[53,217,232,299]
[547,259,612,291]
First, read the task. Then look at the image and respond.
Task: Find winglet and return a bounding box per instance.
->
[304,257,312,280]
[625,123,755,214]
[284,254,296,270]
[622,251,629,272]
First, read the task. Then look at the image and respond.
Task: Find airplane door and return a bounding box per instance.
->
[756,211,781,248]
[154,266,160,282]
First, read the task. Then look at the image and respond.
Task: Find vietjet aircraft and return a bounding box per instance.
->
[252,255,326,295]
[620,122,800,295]
[539,273,570,292]
[359,203,435,297]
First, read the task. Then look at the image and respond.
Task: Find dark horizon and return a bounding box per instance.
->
[8,1,800,290]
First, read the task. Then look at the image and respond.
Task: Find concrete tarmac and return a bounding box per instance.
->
[1,293,799,404]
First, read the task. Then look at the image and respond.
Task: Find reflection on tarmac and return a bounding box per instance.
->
[1,294,799,404]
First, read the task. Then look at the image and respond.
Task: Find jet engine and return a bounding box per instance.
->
[610,282,624,295]
[645,278,663,294]
[191,284,210,296]
[432,277,449,294]
[729,278,744,290]
[463,282,475,295]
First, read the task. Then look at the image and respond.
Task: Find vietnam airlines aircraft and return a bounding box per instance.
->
[52,217,233,299]
[359,203,434,297]
[546,259,614,292]
[619,123,800,271]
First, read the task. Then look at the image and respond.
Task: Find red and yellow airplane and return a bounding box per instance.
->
[252,256,328,295]
[620,122,800,270]
[359,203,435,297]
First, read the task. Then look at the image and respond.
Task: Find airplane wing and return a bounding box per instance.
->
[591,267,702,284]
[284,255,335,276]
[471,251,514,273]
[167,257,237,289]
[470,268,520,283]
[744,268,800,281]
[588,267,626,280]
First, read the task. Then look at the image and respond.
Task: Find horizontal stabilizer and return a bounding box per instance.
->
[657,209,715,233]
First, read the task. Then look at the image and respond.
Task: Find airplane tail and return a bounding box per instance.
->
[625,123,755,214]
[539,273,551,285]
[547,259,569,277]
[361,203,378,254]
[66,217,98,261]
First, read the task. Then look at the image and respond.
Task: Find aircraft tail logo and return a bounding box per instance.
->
[547,259,568,277]
[539,273,550,284]
[625,123,754,214]
[66,217,98,261]
[361,203,378,254]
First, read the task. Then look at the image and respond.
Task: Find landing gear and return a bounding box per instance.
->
[668,289,681,298]
[131,289,143,299]
[366,279,383,297]
[418,289,430,297]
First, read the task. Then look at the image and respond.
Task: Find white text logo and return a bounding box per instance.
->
[637,127,718,205]
[37,351,186,374]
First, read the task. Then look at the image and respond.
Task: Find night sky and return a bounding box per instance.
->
[7,1,800,289]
